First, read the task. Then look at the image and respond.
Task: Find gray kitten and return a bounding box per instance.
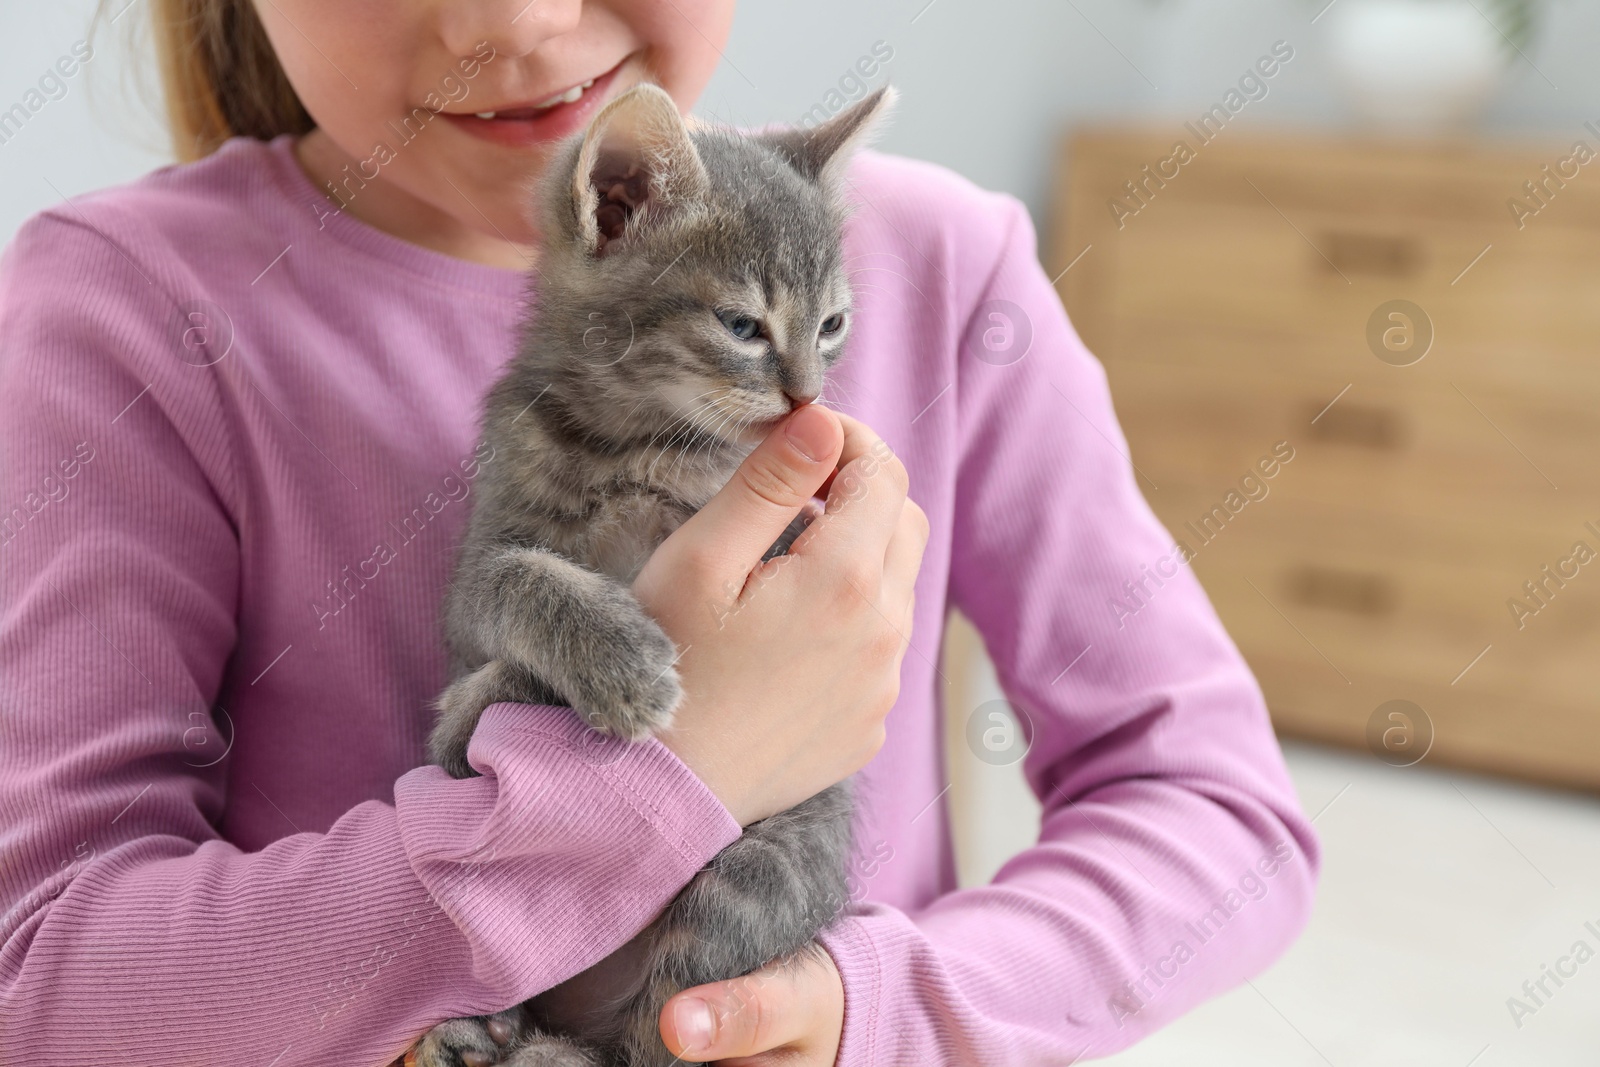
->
[415,83,894,1067]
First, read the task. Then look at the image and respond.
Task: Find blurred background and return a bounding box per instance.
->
[6,0,1599,1061]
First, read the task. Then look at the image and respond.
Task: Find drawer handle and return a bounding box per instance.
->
[1305,401,1405,449]
[1317,231,1423,278]
[1287,566,1398,616]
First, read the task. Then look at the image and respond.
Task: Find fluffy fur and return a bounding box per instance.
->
[416,83,894,1067]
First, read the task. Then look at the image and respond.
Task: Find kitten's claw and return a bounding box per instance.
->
[487,1017,516,1046]
[412,1006,603,1067]
[413,1006,528,1067]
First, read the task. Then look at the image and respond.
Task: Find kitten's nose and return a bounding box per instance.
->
[785,390,818,410]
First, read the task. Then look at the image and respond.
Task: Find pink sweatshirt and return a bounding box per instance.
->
[0,134,1318,1066]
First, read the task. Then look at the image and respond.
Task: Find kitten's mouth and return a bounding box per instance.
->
[686,403,788,447]
[731,412,791,446]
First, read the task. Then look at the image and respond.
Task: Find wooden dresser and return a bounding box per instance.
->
[1051,128,1600,791]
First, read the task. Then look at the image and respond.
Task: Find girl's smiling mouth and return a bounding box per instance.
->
[439,58,630,148]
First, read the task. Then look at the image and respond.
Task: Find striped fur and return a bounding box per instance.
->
[417,84,894,1067]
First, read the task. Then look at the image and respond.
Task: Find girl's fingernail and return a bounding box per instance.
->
[784,406,830,461]
[674,997,716,1052]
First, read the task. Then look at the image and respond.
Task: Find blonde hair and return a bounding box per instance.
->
[139,0,313,161]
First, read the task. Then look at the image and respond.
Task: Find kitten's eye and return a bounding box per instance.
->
[819,313,846,337]
[716,310,762,341]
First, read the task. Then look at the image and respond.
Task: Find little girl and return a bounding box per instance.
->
[0,2,1320,1064]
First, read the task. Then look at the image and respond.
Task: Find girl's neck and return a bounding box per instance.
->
[292,129,538,271]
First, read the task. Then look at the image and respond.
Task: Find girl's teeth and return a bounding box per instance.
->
[474,79,597,119]
[534,83,588,109]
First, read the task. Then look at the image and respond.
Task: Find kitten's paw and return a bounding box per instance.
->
[430,661,550,779]
[412,1006,528,1067]
[568,607,683,741]
[429,676,487,780]
[499,1035,605,1067]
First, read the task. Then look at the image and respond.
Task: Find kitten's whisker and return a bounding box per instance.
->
[728,411,761,454]
[616,390,667,427]
[643,402,706,460]
[842,250,916,266]
[705,408,740,459]
[648,391,729,483]
[682,402,739,480]
[650,388,723,441]
[651,418,702,483]
[671,407,720,480]
[841,251,918,271]
[844,264,934,310]
[650,387,721,427]
[846,265,930,293]
[822,387,860,413]
[645,389,718,446]
[844,264,913,278]
[665,398,724,447]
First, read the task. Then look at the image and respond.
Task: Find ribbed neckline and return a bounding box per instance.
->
[256,134,531,302]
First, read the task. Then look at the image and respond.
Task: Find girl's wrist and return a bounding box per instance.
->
[658,721,746,825]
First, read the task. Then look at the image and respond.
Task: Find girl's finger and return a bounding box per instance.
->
[880,498,931,609]
[659,403,844,582]
[790,415,910,575]
[658,959,821,1063]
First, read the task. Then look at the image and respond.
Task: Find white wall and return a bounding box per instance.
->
[702,0,1597,227]
[4,0,1599,243]
[0,0,170,241]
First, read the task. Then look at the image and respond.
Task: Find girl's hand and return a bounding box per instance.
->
[658,948,845,1065]
[634,404,928,827]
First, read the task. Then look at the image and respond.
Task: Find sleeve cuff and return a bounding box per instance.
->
[468,702,742,864]
[394,702,742,1001]
[817,912,887,1066]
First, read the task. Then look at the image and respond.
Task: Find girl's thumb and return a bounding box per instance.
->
[655,403,842,579]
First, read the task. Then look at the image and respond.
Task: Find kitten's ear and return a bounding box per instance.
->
[760,85,898,185]
[569,83,710,256]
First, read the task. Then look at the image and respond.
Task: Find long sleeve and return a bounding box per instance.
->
[0,211,742,1067]
[815,195,1321,1063]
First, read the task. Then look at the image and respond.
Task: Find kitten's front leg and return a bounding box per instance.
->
[436,544,683,752]
[429,659,563,779]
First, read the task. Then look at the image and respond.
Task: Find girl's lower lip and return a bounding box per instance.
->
[440,61,625,148]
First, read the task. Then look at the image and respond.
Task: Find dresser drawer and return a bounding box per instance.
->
[1239,645,1600,789]
[1061,131,1600,395]
[1143,490,1600,788]
[1106,359,1600,507]
[1059,129,1600,789]
[1148,484,1600,645]
[1101,203,1600,379]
